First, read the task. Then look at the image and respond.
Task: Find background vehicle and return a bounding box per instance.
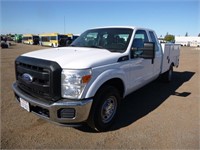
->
[175,36,200,47]
[39,33,70,47]
[66,34,80,45]
[22,34,39,45]
[12,26,180,132]
[14,34,22,43]
[1,36,10,48]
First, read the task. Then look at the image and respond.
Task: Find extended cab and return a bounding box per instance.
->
[12,26,180,131]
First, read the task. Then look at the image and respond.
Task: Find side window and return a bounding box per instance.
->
[131,30,149,58]
[149,31,159,51]
[134,30,149,42]
[51,36,56,40]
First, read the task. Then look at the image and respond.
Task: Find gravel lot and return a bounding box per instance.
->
[1,43,199,149]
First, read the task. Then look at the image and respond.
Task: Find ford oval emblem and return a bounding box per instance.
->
[22,73,33,82]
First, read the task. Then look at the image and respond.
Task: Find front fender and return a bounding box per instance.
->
[83,69,127,99]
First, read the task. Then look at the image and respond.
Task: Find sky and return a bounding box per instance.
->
[1,0,199,37]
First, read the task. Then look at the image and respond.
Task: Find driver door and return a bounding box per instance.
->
[128,30,154,91]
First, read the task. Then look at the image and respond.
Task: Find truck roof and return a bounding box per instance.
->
[89,26,155,32]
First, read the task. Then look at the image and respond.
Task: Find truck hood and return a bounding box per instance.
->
[22,47,123,69]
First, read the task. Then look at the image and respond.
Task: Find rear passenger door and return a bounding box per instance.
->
[128,30,154,91]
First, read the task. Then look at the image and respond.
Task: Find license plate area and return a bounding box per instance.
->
[20,98,30,112]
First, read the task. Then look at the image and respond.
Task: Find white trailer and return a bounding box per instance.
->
[175,36,200,47]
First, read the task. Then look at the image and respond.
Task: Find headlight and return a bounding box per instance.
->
[61,69,92,99]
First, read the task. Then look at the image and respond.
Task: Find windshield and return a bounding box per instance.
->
[71,28,133,53]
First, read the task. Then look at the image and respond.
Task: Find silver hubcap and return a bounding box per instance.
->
[101,96,117,123]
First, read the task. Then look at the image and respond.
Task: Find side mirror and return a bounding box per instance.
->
[131,41,155,60]
[142,42,155,59]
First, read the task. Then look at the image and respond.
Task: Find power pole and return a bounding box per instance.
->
[64,16,66,34]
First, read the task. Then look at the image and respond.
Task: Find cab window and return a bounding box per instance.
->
[149,31,159,51]
[134,30,149,42]
[131,30,149,58]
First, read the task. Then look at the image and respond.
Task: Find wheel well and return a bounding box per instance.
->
[99,78,124,98]
[171,62,175,67]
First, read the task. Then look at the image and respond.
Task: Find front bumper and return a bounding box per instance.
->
[12,83,93,125]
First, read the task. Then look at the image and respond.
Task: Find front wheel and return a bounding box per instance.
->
[87,86,121,132]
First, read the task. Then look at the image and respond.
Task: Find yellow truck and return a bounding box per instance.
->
[39,33,69,47]
[22,34,39,45]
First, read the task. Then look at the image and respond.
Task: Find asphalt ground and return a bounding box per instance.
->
[1,43,199,149]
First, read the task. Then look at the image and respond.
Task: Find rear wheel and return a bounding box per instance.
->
[163,65,173,82]
[87,85,121,132]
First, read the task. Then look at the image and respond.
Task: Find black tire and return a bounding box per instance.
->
[163,65,173,82]
[1,43,8,48]
[87,85,121,132]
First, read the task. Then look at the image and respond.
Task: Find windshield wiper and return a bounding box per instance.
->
[85,45,106,49]
[69,45,111,52]
[69,44,77,47]
[87,45,113,52]
[69,45,102,49]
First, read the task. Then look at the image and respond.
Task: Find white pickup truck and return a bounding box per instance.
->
[12,26,180,131]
